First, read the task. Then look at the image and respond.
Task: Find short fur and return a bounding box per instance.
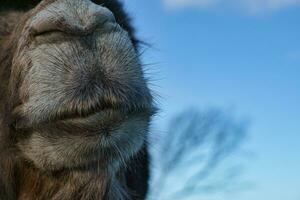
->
[0,1,154,200]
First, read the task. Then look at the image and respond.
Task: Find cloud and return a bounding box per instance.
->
[164,0,217,8]
[286,51,300,61]
[164,0,300,14]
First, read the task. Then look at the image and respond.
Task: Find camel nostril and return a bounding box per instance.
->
[30,0,117,37]
[90,5,116,25]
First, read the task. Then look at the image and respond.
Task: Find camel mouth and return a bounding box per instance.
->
[54,106,155,136]
[51,105,154,125]
[12,103,155,131]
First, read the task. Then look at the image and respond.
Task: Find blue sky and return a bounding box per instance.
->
[122,0,300,199]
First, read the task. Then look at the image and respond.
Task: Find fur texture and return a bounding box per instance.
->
[0,1,154,199]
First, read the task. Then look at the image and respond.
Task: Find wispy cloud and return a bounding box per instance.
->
[286,51,300,61]
[164,0,300,14]
[164,0,217,9]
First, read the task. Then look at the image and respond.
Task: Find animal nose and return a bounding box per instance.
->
[30,0,116,36]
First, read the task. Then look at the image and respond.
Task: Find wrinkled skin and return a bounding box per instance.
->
[0,0,154,199]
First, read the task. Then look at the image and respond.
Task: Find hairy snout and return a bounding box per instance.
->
[0,2,152,197]
[12,0,153,129]
[30,0,116,36]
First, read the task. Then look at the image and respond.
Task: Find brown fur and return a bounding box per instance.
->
[0,1,153,199]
